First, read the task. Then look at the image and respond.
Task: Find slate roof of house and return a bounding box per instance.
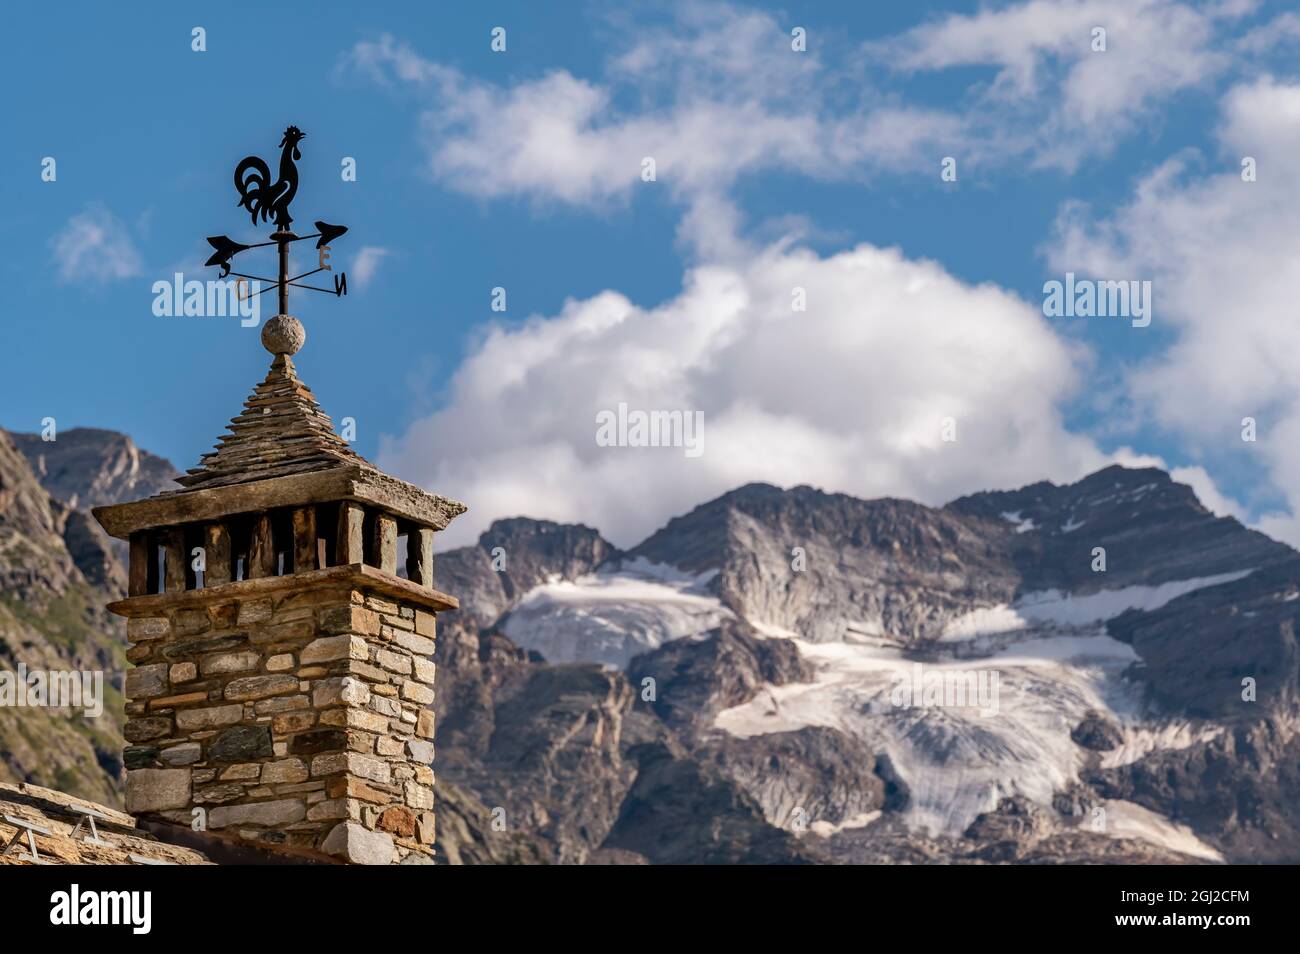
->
[0,781,210,865]
[172,353,372,493]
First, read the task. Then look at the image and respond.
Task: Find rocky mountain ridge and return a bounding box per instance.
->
[4,428,1297,863]
[9,428,178,512]
[432,464,1300,863]
[0,428,175,802]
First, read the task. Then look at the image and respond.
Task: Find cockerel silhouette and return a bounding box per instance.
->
[234,126,305,230]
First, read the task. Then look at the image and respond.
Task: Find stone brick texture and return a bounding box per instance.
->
[122,585,437,864]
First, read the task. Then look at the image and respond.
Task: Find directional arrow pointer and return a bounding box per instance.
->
[205,235,253,276]
[314,221,348,248]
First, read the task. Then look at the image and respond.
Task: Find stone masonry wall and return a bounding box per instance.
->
[122,584,437,864]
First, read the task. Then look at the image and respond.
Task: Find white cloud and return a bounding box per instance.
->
[345,8,962,219]
[876,0,1246,170]
[1048,76,1300,541]
[380,235,1125,548]
[357,3,1261,547]
[1238,11,1300,54]
[51,204,143,282]
[345,0,1267,203]
[1170,465,1247,520]
[352,246,390,288]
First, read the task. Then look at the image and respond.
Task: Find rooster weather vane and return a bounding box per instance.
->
[204,125,349,320]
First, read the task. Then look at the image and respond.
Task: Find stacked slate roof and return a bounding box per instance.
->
[0,781,210,865]
[173,353,372,493]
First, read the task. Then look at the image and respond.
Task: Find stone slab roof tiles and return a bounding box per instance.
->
[173,353,372,492]
[0,781,210,865]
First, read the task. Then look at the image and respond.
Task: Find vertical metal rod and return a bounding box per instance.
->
[277,230,289,315]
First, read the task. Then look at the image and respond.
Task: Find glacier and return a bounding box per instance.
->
[501,558,731,668]
[501,566,1241,860]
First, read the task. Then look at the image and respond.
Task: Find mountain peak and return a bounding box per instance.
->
[8,426,178,510]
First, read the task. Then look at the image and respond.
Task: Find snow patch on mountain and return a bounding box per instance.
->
[1000,511,1036,533]
[501,560,731,667]
[940,570,1254,641]
[940,606,1027,641]
[750,618,800,639]
[1102,800,1222,862]
[810,810,881,837]
[1016,571,1253,625]
[1099,722,1224,769]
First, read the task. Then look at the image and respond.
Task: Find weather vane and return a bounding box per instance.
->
[204,125,349,348]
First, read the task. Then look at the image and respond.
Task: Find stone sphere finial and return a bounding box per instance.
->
[262,314,306,356]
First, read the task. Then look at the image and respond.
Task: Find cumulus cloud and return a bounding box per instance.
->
[357,1,1252,547]
[51,204,143,282]
[379,236,1124,547]
[1048,76,1300,541]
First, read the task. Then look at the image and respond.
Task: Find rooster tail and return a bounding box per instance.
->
[234,155,274,225]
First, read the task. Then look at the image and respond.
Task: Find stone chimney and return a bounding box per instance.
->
[93,315,464,864]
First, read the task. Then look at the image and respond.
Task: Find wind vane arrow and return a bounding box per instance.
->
[205,236,252,276]
[314,221,348,249]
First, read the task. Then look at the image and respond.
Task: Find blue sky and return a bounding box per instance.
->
[5,0,1300,547]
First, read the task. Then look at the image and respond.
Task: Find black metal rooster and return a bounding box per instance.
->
[234,125,305,230]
